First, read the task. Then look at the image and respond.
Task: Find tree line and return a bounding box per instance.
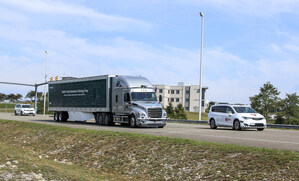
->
[250,82,299,125]
[0,91,43,102]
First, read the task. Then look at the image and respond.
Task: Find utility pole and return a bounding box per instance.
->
[199,12,204,121]
[43,50,48,115]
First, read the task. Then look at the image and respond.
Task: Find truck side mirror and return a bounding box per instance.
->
[159,95,162,102]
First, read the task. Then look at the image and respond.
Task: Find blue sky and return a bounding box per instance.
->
[0,0,298,104]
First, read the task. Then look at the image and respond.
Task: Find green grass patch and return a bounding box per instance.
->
[0,119,298,180]
[186,111,208,120]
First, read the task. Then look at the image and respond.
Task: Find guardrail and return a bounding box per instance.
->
[167,119,299,129]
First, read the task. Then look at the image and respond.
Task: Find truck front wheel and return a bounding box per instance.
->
[130,115,137,128]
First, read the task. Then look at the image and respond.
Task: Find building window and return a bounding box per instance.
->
[171,90,174,94]
[159,89,163,93]
[186,90,190,94]
[185,107,189,111]
[171,98,174,102]
[176,98,179,102]
[176,90,180,94]
[186,98,189,102]
[168,90,170,94]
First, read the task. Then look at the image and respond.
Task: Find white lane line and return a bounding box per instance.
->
[203,134,299,145]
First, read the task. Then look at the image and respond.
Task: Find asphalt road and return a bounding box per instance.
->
[1,112,299,151]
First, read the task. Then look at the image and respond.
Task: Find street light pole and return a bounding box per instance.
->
[199,12,204,121]
[43,50,48,115]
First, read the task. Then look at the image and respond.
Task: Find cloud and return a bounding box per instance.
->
[0,0,153,32]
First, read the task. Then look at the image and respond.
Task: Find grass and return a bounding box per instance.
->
[0,103,15,113]
[186,111,208,120]
[0,119,298,180]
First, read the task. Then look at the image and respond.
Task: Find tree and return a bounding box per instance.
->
[278,93,299,125]
[15,94,23,101]
[249,82,280,119]
[37,92,50,114]
[26,90,43,101]
[166,103,175,119]
[283,93,299,118]
[0,93,6,102]
[7,93,17,102]
[174,104,187,120]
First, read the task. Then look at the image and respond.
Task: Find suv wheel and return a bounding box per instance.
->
[209,119,217,129]
[233,120,241,130]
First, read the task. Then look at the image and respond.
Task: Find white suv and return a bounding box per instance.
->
[208,104,266,131]
[14,104,35,116]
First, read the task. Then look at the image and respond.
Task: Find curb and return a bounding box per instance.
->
[167,120,299,129]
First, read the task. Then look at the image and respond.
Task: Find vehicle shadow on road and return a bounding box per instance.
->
[197,127,258,132]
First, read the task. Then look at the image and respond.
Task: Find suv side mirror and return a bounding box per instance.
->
[228,111,233,116]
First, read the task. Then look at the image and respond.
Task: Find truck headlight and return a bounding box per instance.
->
[137,112,146,119]
[163,111,167,118]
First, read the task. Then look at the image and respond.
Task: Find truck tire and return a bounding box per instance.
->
[54,112,59,122]
[95,113,103,125]
[103,114,110,126]
[130,115,137,128]
[95,113,99,124]
[60,112,68,122]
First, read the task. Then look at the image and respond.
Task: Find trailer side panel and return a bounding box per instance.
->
[49,79,106,109]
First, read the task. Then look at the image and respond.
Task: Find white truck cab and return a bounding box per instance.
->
[208,104,266,131]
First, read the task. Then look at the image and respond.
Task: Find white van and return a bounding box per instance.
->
[14,104,35,116]
[208,104,266,131]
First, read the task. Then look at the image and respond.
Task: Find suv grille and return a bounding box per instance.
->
[253,118,263,120]
[255,123,264,126]
[148,108,162,118]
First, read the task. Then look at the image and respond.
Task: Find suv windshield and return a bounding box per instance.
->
[131,92,157,101]
[233,106,256,113]
[22,105,33,108]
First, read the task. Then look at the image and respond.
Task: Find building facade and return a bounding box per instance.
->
[154,83,208,112]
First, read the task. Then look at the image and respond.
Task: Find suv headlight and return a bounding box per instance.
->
[242,116,249,120]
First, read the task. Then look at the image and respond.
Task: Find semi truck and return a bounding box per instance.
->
[48,75,167,128]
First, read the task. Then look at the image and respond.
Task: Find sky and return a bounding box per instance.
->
[0,0,298,104]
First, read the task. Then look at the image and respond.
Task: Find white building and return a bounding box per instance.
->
[154,83,208,112]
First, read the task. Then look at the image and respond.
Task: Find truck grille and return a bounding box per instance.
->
[148,108,162,118]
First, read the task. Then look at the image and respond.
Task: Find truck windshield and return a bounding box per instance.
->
[233,107,257,113]
[131,92,157,101]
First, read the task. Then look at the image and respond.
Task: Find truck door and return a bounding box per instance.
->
[114,88,122,113]
[123,91,131,114]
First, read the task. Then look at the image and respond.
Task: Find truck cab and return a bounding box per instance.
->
[112,76,167,128]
